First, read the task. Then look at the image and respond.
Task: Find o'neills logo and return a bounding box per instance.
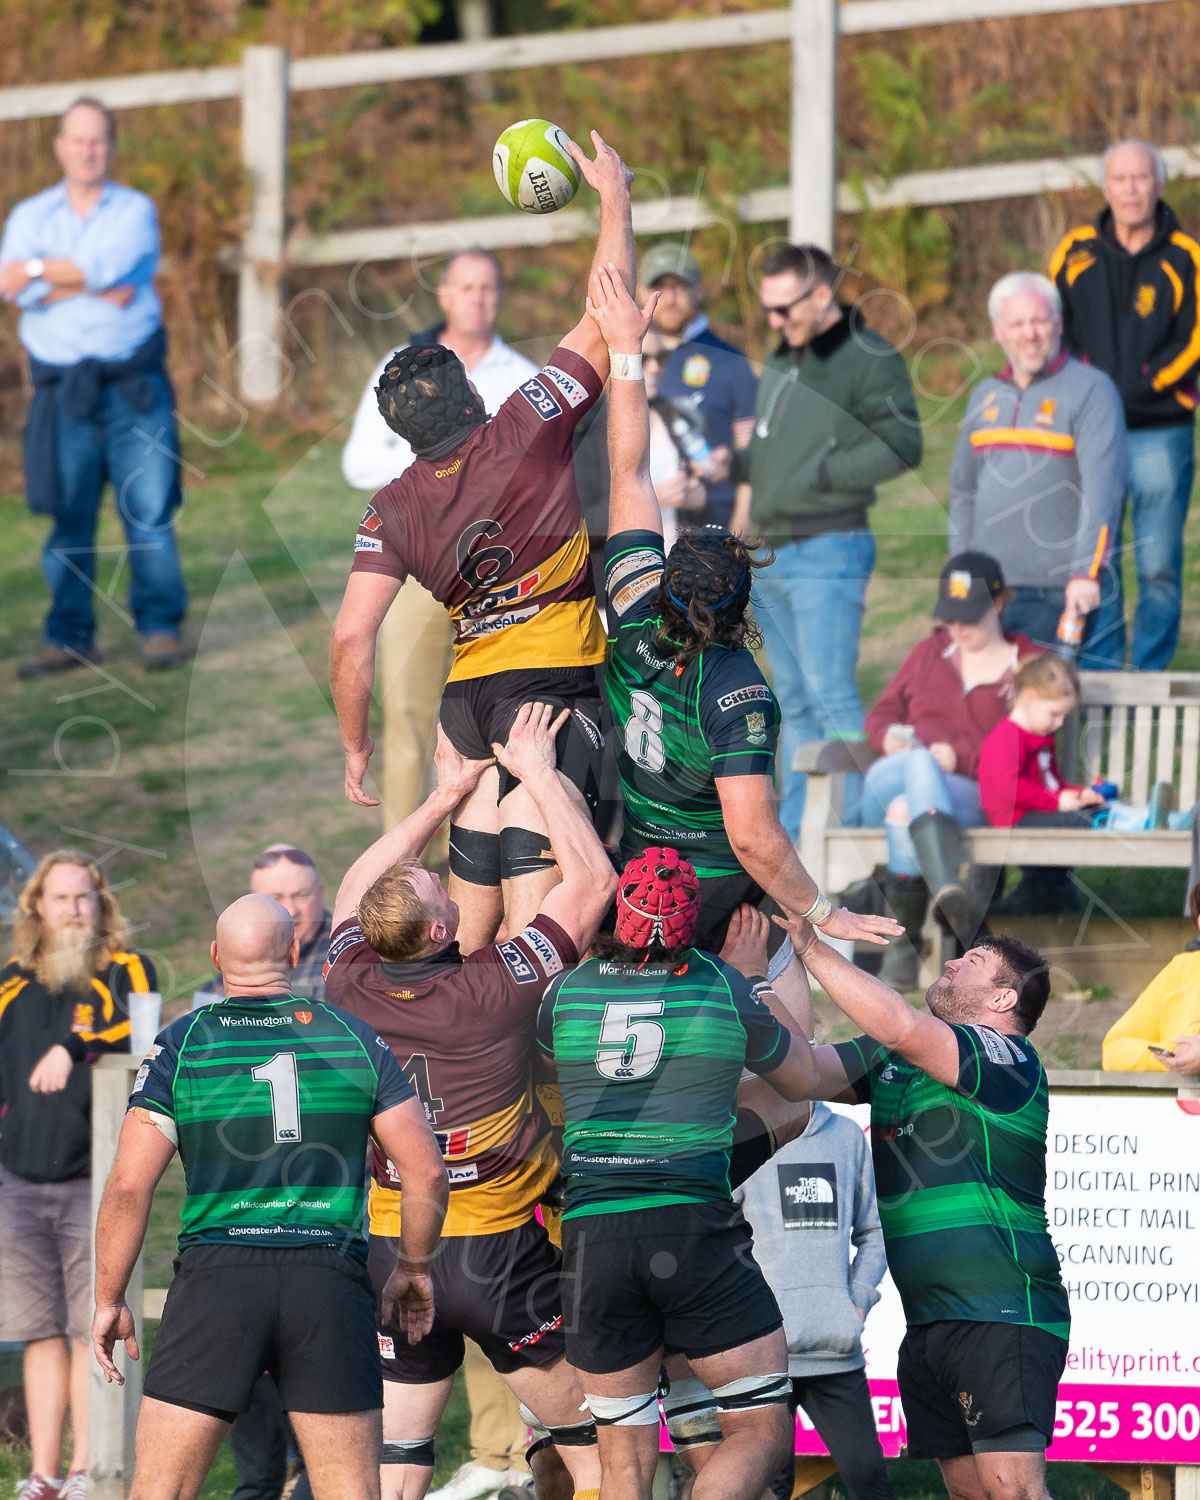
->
[435,458,463,478]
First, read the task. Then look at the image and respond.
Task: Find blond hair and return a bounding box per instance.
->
[1013,654,1080,702]
[357,861,432,962]
[13,849,130,978]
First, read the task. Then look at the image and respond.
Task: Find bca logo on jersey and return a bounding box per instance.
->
[497,940,538,983]
[518,377,562,421]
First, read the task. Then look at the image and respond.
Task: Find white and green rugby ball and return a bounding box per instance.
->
[493,119,581,214]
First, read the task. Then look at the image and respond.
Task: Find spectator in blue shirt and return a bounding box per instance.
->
[636,243,758,527]
[0,97,187,679]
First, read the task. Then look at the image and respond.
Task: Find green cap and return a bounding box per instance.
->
[639,243,702,287]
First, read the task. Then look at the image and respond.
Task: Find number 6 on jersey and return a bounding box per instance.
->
[595,1000,665,1080]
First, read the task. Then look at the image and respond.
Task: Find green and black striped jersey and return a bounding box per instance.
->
[129,994,413,1258]
[537,949,788,1219]
[604,529,780,879]
[834,1025,1070,1339]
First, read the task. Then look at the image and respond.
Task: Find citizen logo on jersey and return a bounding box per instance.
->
[541,364,589,408]
[518,377,563,421]
[497,941,537,983]
[716,685,771,711]
[521,925,565,977]
[359,506,383,533]
[324,925,363,976]
[354,535,384,554]
[609,551,663,592]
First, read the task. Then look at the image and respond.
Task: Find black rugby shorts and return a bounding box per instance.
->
[369,1219,566,1383]
[144,1244,381,1420]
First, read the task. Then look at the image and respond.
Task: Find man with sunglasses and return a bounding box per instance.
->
[733,244,922,840]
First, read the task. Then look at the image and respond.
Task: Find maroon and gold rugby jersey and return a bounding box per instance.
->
[350,348,607,682]
[323,913,577,1236]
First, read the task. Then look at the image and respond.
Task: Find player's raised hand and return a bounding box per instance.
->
[343,736,380,807]
[565,130,633,197]
[433,725,492,805]
[586,264,659,354]
[492,701,569,784]
[92,1301,139,1383]
[813,906,902,947]
[380,1268,436,1345]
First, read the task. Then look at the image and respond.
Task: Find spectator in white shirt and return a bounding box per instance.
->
[341,251,537,840]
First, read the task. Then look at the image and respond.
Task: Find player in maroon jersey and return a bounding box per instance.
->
[331,131,634,956]
[324,704,616,1500]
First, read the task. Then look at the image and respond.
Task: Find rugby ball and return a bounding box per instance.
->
[493,119,580,214]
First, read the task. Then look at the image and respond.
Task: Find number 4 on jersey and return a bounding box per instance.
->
[595,1000,665,1080]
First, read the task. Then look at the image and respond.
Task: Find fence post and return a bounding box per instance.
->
[89,1057,144,1500]
[239,45,289,405]
[789,0,838,249]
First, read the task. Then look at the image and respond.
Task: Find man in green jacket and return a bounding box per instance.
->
[734,244,922,838]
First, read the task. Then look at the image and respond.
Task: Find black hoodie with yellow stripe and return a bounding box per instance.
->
[1051,202,1200,430]
[0,951,149,1181]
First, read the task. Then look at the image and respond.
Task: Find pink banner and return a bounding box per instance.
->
[659,1380,1200,1462]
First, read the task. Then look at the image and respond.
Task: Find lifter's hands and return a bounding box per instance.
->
[586,264,659,354]
[380,1269,435,1345]
[344,737,379,807]
[814,906,903,947]
[93,1301,139,1383]
[719,904,771,979]
[566,131,633,199]
[432,725,492,805]
[492,702,568,785]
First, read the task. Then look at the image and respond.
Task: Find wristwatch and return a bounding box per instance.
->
[24,256,45,280]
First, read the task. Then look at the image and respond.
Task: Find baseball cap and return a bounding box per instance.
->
[934,552,1007,624]
[639,244,702,288]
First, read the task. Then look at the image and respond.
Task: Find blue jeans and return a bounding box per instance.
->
[1085,422,1194,671]
[861,747,983,876]
[753,529,875,839]
[40,371,187,650]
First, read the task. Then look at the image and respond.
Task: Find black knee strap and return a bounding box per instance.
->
[525,1433,555,1464]
[499,825,557,881]
[449,825,501,887]
[382,1438,436,1466]
[547,1417,597,1448]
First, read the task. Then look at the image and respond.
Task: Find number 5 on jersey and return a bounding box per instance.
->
[596,1000,665,1080]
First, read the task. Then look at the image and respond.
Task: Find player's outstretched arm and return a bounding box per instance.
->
[331,571,403,807]
[717,774,902,947]
[559,131,634,379]
[492,703,618,952]
[779,915,961,1087]
[93,1109,177,1382]
[588,263,664,539]
[332,727,492,929]
[371,1096,448,1345]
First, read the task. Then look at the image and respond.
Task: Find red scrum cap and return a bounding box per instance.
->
[615,847,701,950]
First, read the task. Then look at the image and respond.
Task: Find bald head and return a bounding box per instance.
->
[211,894,298,994]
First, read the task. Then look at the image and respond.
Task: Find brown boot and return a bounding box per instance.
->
[17,643,101,679]
[142,633,184,671]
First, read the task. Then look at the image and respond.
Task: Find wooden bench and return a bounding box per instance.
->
[797,670,1200,905]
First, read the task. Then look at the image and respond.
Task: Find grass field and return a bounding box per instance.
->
[0,367,1196,1499]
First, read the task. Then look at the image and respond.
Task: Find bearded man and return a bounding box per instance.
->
[0,849,152,1500]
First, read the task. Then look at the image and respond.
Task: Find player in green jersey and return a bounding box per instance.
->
[765,912,1067,1500]
[588,263,899,955]
[91,894,448,1500]
[537,846,820,1500]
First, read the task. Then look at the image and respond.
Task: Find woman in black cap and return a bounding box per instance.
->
[860,552,1039,986]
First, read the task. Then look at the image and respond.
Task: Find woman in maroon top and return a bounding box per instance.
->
[860,553,1038,985]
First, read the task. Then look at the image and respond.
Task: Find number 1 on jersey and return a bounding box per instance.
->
[252,1052,302,1143]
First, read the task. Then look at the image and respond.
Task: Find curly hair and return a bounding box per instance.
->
[13,849,130,980]
[591,933,686,967]
[656,528,773,669]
